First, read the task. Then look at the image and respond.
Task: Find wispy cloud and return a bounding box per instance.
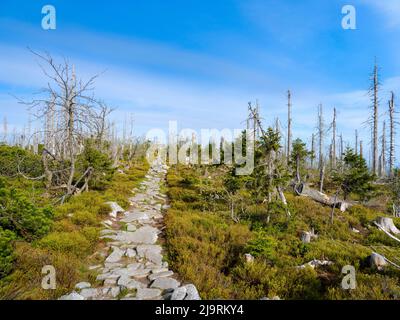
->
[361,0,400,28]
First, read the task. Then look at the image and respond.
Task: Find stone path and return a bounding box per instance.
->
[60,159,200,300]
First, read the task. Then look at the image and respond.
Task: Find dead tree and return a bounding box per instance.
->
[331,108,337,169]
[287,90,292,165]
[310,133,315,169]
[380,120,386,177]
[370,60,380,175]
[389,92,396,177]
[19,50,110,199]
[317,104,325,191]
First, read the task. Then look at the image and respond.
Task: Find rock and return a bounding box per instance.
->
[136,288,162,299]
[121,211,150,223]
[79,288,99,299]
[106,201,124,218]
[105,247,125,263]
[125,248,137,258]
[351,227,360,233]
[368,252,388,270]
[148,270,174,281]
[136,244,162,257]
[100,229,116,236]
[96,273,120,282]
[171,287,187,300]
[59,291,85,300]
[104,278,117,286]
[131,268,152,278]
[127,224,137,232]
[183,284,201,300]
[151,267,169,274]
[244,253,254,264]
[115,226,158,244]
[118,276,145,290]
[151,277,180,290]
[75,282,91,290]
[110,286,121,298]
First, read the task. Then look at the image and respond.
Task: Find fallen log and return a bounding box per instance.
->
[294,183,351,212]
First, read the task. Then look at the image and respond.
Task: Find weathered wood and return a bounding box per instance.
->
[295,183,351,212]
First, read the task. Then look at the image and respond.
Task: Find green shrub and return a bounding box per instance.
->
[71,210,98,226]
[0,227,16,278]
[244,230,277,260]
[0,178,53,240]
[36,231,91,257]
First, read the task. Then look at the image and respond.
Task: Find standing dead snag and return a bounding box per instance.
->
[287,90,292,165]
[380,121,386,177]
[370,60,380,175]
[331,108,337,169]
[248,104,290,216]
[317,104,325,191]
[19,50,112,198]
[389,92,396,177]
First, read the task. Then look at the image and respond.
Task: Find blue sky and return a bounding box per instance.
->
[0,0,400,163]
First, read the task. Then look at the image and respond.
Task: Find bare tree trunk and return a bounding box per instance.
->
[381,120,386,177]
[372,61,379,175]
[287,90,292,165]
[311,133,315,169]
[330,189,340,224]
[360,140,363,159]
[332,107,336,168]
[319,162,325,193]
[389,92,395,177]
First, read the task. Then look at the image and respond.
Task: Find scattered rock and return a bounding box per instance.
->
[106,201,124,218]
[75,282,91,290]
[171,286,187,300]
[136,288,162,299]
[368,252,387,270]
[148,271,174,281]
[105,247,124,263]
[59,291,85,300]
[150,277,180,290]
[79,288,99,299]
[244,253,254,264]
[183,284,201,300]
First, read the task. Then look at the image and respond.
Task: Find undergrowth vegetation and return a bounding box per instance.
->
[165,164,400,300]
[0,144,149,299]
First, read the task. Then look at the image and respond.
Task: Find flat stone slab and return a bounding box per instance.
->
[136,288,162,299]
[80,288,100,299]
[148,270,174,282]
[136,244,162,257]
[183,284,201,300]
[150,277,180,290]
[114,226,158,244]
[171,287,187,300]
[75,282,91,290]
[105,247,125,263]
[59,291,85,300]
[106,202,124,218]
[121,211,150,223]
